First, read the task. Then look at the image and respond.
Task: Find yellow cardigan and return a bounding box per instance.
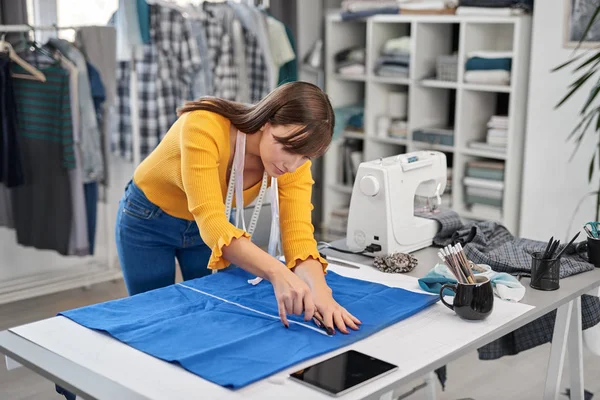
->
[133,110,327,271]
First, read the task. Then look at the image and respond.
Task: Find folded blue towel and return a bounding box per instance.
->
[418,263,525,302]
[465,57,512,71]
[60,268,438,389]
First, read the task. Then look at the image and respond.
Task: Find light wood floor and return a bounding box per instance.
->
[1,279,599,400]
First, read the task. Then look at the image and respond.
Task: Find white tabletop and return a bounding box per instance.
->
[2,245,600,400]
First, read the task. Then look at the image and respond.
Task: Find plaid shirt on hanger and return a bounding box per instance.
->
[200,3,238,101]
[197,3,270,103]
[111,4,201,161]
[245,29,270,103]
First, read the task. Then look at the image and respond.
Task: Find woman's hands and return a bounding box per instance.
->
[270,268,316,327]
[288,258,361,334]
[270,265,361,333]
[310,284,361,334]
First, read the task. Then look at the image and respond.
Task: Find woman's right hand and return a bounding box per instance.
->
[270,268,316,327]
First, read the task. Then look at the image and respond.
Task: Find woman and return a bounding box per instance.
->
[116,82,361,334]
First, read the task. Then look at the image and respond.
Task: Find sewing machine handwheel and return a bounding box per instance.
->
[360,175,379,196]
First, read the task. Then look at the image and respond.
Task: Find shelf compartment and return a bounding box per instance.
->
[463,22,514,55]
[457,90,510,151]
[410,85,456,144]
[413,22,459,81]
[369,20,412,79]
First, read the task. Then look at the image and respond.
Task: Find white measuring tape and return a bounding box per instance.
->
[177,283,328,336]
[221,131,281,284]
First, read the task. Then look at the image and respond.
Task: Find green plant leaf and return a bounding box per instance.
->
[575,5,600,52]
[597,110,600,131]
[575,52,600,72]
[567,107,598,141]
[557,70,597,108]
[590,152,596,183]
[569,111,597,161]
[582,79,600,114]
[552,54,585,72]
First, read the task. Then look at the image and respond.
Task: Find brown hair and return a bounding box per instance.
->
[177,81,335,158]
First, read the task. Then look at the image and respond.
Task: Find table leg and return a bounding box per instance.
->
[567,296,584,400]
[543,300,573,400]
[5,355,22,370]
[379,390,394,400]
[424,371,438,400]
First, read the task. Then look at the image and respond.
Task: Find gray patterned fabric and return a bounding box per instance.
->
[424,210,593,278]
[373,252,418,273]
[419,209,600,360]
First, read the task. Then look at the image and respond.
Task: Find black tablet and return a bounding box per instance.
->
[289,350,398,397]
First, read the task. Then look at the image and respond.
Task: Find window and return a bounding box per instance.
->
[56,0,118,41]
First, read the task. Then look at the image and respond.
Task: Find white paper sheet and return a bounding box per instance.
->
[10,265,534,400]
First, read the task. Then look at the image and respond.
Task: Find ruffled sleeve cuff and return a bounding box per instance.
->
[207,229,252,270]
[286,250,329,272]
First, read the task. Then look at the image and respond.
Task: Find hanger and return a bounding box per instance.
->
[0,33,46,82]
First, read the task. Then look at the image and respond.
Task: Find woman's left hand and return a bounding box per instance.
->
[293,258,362,334]
[311,285,361,334]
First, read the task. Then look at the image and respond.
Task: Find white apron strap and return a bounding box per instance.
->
[221,131,281,282]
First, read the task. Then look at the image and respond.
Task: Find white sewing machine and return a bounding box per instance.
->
[346,151,447,257]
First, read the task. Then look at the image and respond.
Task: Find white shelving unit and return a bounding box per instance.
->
[322,13,532,239]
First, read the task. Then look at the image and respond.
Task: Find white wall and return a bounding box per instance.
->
[520,1,598,242]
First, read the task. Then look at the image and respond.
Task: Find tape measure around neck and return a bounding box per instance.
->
[224,131,277,244]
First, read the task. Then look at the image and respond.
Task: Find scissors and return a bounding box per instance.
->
[584,222,600,238]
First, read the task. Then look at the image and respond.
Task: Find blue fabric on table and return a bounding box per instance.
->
[59,268,438,389]
[465,57,512,71]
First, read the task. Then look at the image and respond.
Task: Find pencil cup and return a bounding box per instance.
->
[530,252,560,291]
[439,276,493,320]
[587,237,600,268]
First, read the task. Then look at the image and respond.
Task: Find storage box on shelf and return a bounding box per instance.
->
[323,13,531,236]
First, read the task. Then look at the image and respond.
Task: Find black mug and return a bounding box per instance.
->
[439,275,494,320]
[587,237,600,268]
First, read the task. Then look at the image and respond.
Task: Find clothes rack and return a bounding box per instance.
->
[0,23,121,305]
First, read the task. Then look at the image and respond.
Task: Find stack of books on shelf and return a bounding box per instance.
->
[328,208,349,239]
[468,115,508,154]
[463,160,504,219]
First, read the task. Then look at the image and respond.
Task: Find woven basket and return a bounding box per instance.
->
[436,54,458,82]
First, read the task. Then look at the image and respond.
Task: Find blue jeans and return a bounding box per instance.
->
[115,181,213,296]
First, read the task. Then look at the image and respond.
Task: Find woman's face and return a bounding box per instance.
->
[259,123,309,177]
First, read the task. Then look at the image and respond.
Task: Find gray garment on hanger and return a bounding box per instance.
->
[188,8,214,98]
[48,38,104,184]
[75,27,116,186]
[63,59,90,256]
[75,26,117,106]
[0,183,14,229]
[228,1,275,91]
[229,10,249,102]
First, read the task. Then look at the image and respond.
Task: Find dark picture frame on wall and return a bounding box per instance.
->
[564,0,600,48]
